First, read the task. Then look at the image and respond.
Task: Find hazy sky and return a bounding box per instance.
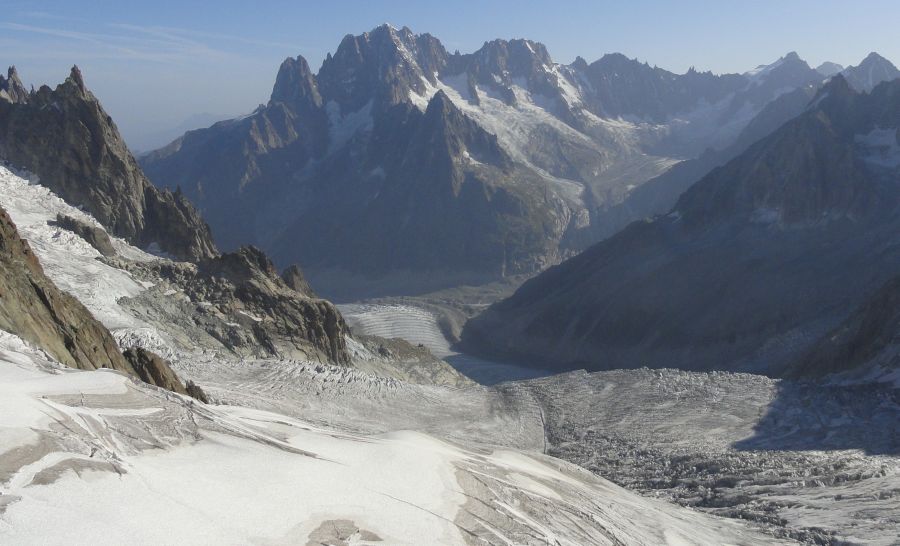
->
[2,0,897,150]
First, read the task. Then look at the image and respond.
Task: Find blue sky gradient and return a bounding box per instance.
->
[2,0,897,149]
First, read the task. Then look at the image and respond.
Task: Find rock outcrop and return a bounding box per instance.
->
[119,246,351,363]
[53,214,116,257]
[0,66,217,262]
[0,66,28,104]
[122,347,190,395]
[281,264,315,297]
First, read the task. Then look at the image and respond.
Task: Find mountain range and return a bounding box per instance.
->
[141,25,887,296]
[462,75,900,377]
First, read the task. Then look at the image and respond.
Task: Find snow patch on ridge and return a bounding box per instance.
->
[855,127,900,168]
[326,99,374,152]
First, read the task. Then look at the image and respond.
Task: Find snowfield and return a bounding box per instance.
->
[0,331,789,545]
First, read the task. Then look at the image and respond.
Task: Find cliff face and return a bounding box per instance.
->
[0,66,217,262]
[192,247,351,363]
[0,65,352,367]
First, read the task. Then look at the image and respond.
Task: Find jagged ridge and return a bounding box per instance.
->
[0,66,218,262]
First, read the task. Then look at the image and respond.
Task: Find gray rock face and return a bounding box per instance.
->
[270,55,322,114]
[119,246,351,363]
[281,264,315,297]
[0,66,217,262]
[463,76,900,377]
[0,66,28,104]
[141,25,833,295]
[53,214,116,257]
[122,347,190,396]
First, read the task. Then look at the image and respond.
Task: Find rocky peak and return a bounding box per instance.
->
[750,51,815,84]
[469,38,552,83]
[581,53,738,121]
[0,66,218,261]
[842,52,900,92]
[820,72,855,97]
[728,52,822,114]
[317,24,447,112]
[424,89,455,118]
[269,55,322,112]
[861,51,893,66]
[675,76,900,228]
[67,65,86,93]
[160,245,350,363]
[0,66,29,104]
[816,61,844,77]
[281,264,315,297]
[199,245,279,284]
[412,90,511,188]
[591,52,642,71]
[810,73,856,114]
[570,56,589,72]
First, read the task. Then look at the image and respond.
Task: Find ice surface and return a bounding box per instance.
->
[0,331,790,545]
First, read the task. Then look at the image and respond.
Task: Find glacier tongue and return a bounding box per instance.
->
[0,329,790,545]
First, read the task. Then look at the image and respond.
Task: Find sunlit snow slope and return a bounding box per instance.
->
[0,330,788,545]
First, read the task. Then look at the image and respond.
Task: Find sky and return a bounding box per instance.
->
[2,0,898,151]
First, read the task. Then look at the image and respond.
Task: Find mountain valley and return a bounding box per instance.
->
[1,15,899,545]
